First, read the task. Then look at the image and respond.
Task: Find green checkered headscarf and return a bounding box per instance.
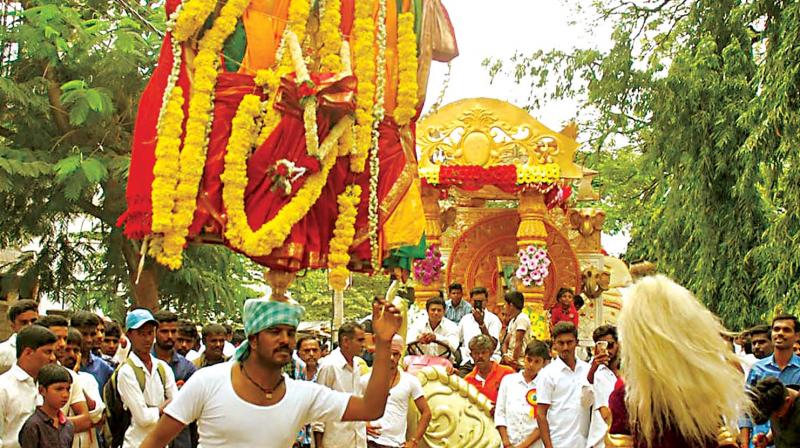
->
[234,298,304,361]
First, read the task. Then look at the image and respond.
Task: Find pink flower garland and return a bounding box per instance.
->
[516,245,551,287]
[414,244,444,286]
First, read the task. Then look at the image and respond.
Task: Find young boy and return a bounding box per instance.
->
[18,364,76,448]
[495,340,551,448]
[751,376,800,447]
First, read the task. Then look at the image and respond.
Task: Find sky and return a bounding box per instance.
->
[422,0,630,255]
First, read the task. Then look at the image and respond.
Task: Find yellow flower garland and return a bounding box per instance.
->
[222,105,354,257]
[350,0,376,173]
[318,0,343,73]
[158,0,251,269]
[393,12,418,126]
[172,0,215,42]
[328,184,361,292]
[516,163,561,184]
[151,87,185,241]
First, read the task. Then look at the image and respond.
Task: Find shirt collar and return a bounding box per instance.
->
[512,371,537,387]
[765,353,800,369]
[10,364,34,383]
[329,348,352,369]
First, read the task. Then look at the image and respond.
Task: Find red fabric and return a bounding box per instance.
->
[465,362,515,404]
[609,380,720,448]
[118,0,188,238]
[550,304,579,328]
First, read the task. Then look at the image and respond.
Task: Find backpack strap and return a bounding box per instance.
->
[156,362,168,398]
[125,357,147,392]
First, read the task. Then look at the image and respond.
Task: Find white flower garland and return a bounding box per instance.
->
[369,0,387,269]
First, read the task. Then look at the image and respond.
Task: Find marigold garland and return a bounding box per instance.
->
[318,0,343,73]
[350,0,377,173]
[151,87,185,239]
[172,0,215,42]
[222,110,354,257]
[393,11,418,126]
[158,0,251,269]
[328,184,361,292]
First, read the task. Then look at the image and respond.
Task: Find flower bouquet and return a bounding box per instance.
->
[515,245,550,287]
[413,244,444,286]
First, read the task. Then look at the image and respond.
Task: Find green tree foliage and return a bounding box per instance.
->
[0,0,259,320]
[486,0,800,327]
[289,271,390,322]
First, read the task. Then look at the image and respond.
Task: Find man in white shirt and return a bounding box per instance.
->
[360,335,431,448]
[458,287,502,376]
[536,321,593,448]
[117,309,178,448]
[316,321,369,448]
[407,297,458,360]
[501,291,532,368]
[496,340,551,448]
[0,300,39,375]
[0,324,57,448]
[59,328,105,448]
[586,325,619,448]
[140,298,404,448]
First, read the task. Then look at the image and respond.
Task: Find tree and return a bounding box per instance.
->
[486,0,800,327]
[0,0,259,320]
[289,270,389,322]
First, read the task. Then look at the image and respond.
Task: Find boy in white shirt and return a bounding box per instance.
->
[496,340,550,448]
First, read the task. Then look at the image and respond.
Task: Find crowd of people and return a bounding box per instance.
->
[0,274,798,448]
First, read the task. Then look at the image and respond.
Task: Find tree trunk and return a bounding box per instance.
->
[130,267,159,311]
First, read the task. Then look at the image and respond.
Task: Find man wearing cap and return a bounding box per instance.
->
[140,298,404,448]
[118,308,178,448]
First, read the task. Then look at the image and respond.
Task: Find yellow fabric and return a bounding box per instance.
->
[383,179,424,249]
[239,0,290,74]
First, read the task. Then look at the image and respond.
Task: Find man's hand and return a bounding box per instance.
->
[372,299,402,343]
[366,423,382,437]
[403,439,419,448]
[158,398,172,416]
[591,352,610,368]
[419,333,435,344]
[472,308,485,325]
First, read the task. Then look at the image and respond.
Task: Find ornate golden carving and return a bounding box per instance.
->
[414,186,445,304]
[416,98,582,177]
[409,366,501,448]
[568,208,606,253]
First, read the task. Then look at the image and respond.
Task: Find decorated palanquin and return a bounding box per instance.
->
[411,98,628,340]
[118,0,458,289]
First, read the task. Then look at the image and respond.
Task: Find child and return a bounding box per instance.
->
[495,340,551,448]
[18,364,75,448]
[550,288,579,329]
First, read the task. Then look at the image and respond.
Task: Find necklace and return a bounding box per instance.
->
[240,364,285,400]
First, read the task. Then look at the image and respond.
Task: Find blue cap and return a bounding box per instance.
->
[125,309,158,331]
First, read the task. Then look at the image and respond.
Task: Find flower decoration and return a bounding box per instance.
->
[270,159,308,196]
[394,11,418,126]
[413,245,444,286]
[515,245,551,287]
[328,184,361,292]
[516,163,561,185]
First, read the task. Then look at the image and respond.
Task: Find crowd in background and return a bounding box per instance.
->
[0,276,799,448]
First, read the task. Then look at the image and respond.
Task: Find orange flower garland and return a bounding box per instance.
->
[350,0,376,173]
[150,87,185,240]
[318,0,343,73]
[393,11,418,126]
[328,184,361,291]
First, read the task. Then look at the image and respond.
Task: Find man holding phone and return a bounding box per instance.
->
[586,325,619,448]
[457,287,502,377]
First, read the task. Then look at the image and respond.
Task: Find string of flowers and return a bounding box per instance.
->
[516,245,551,287]
[368,0,388,269]
[328,184,361,292]
[318,0,343,73]
[350,0,377,172]
[150,86,185,256]
[149,6,185,267]
[171,0,215,42]
[393,11,418,126]
[159,0,252,269]
[222,110,354,256]
[516,163,560,185]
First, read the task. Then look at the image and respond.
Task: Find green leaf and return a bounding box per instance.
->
[81,157,107,184]
[54,155,82,181]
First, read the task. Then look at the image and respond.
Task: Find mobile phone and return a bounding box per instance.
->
[596,341,608,356]
[474,299,483,312]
